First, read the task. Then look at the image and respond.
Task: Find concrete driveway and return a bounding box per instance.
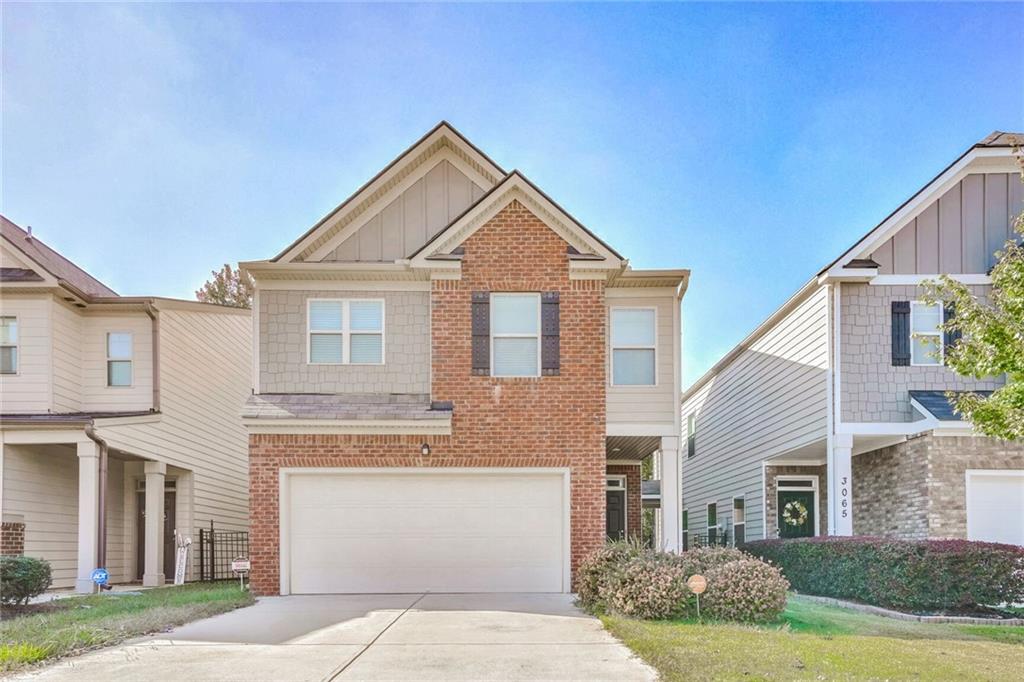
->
[18,593,655,681]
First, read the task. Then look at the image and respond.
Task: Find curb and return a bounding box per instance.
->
[794,593,1024,626]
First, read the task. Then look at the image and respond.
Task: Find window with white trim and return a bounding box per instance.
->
[308,299,385,365]
[0,316,17,374]
[910,301,943,366]
[611,308,656,385]
[491,293,540,377]
[686,412,696,458]
[106,332,133,386]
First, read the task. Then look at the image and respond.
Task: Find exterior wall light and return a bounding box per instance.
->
[421,442,431,457]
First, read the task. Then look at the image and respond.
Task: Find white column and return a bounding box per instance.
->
[143,461,167,587]
[827,433,854,536]
[76,440,101,593]
[659,436,682,553]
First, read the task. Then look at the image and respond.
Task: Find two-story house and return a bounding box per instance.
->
[240,122,688,595]
[680,132,1023,548]
[0,218,251,592]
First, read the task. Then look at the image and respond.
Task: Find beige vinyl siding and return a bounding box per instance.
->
[80,313,153,412]
[51,299,82,412]
[0,294,52,413]
[871,172,1023,274]
[322,160,485,262]
[606,294,677,428]
[680,286,830,541]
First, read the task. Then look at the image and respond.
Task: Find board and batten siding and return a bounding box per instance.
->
[80,313,153,412]
[0,294,52,413]
[871,172,1024,275]
[321,160,485,262]
[606,293,678,429]
[680,286,830,541]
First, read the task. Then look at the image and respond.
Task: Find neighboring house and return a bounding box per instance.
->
[0,218,251,592]
[681,132,1024,548]
[241,122,688,595]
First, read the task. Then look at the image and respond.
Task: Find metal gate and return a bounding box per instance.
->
[196,523,249,581]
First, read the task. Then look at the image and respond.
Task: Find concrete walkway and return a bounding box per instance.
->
[17,593,655,681]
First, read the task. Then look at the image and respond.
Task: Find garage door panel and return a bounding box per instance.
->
[967,472,1024,546]
[285,471,567,594]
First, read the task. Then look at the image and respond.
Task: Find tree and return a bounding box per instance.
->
[922,153,1023,440]
[195,264,254,309]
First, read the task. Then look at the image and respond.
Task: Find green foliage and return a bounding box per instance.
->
[746,537,1024,612]
[575,538,646,611]
[606,553,692,619]
[703,558,789,623]
[195,263,254,309]
[0,556,52,606]
[922,154,1024,440]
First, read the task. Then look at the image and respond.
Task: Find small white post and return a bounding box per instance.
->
[143,461,167,587]
[829,433,854,536]
[660,436,682,552]
[76,440,101,593]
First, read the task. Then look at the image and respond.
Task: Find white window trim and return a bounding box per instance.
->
[106,331,134,388]
[606,475,628,540]
[610,306,658,387]
[732,494,746,525]
[706,501,719,531]
[490,292,541,378]
[910,300,944,367]
[0,315,18,376]
[686,412,696,458]
[775,474,821,537]
[306,298,386,366]
[606,475,627,490]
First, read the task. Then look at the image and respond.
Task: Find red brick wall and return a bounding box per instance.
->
[249,200,607,595]
[606,464,642,539]
[1,521,25,556]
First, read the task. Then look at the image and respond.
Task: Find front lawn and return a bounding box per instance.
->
[0,582,255,673]
[602,594,1024,681]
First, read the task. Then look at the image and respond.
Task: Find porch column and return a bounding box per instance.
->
[143,461,167,587]
[75,440,101,593]
[827,433,854,535]
[659,436,682,552]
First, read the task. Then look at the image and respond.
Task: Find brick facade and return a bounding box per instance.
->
[763,465,828,538]
[249,200,607,595]
[606,464,642,539]
[1,520,25,556]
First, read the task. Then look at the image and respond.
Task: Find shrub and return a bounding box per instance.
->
[746,537,1024,612]
[576,539,646,610]
[606,552,692,619]
[703,559,790,622]
[674,546,748,578]
[0,556,52,606]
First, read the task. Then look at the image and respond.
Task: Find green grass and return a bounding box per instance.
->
[602,594,1024,681]
[0,582,255,673]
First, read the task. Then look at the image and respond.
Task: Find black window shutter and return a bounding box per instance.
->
[891,300,911,366]
[471,291,490,375]
[943,302,961,360]
[541,291,560,376]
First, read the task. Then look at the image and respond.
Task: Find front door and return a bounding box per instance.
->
[777,490,815,538]
[606,490,626,540]
[136,490,177,580]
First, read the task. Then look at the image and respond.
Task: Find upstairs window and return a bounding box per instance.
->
[308,299,385,365]
[910,302,943,366]
[611,308,656,385]
[686,412,697,458]
[106,332,133,386]
[491,293,540,377]
[0,316,17,374]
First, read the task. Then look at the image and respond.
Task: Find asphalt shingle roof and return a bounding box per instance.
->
[1,216,117,297]
[909,390,994,422]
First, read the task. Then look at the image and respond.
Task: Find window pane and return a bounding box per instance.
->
[350,334,382,364]
[611,309,655,346]
[0,346,16,373]
[309,301,343,331]
[492,295,538,335]
[911,334,941,365]
[107,332,132,359]
[613,349,655,385]
[682,510,688,530]
[707,504,717,525]
[493,337,538,376]
[911,303,941,333]
[310,334,343,363]
[107,360,131,386]
[350,301,383,331]
[0,317,16,344]
[687,413,696,436]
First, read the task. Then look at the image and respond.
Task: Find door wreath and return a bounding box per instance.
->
[782,500,809,527]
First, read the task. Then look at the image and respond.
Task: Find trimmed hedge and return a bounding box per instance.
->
[745,536,1024,612]
[1,556,52,606]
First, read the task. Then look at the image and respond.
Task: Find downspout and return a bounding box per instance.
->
[84,422,110,589]
[144,302,161,412]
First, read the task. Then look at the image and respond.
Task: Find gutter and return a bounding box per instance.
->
[143,303,161,412]
[83,422,111,591]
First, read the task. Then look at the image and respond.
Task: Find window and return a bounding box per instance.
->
[707,502,719,545]
[106,332,133,386]
[686,412,696,458]
[611,308,656,385]
[732,496,746,547]
[910,302,943,366]
[0,316,17,374]
[491,293,540,377]
[682,508,689,550]
[307,299,384,365]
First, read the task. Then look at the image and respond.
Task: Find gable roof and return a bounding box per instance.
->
[274,121,506,263]
[1,215,118,297]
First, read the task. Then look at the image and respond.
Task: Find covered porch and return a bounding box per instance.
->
[605,434,681,551]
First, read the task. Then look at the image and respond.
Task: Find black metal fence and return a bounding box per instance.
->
[686,529,731,550]
[196,525,249,581]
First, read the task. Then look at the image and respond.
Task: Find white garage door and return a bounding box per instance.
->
[283,470,569,594]
[966,470,1024,546]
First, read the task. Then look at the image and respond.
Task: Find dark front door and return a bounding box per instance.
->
[606,490,626,540]
[136,490,177,580]
[777,490,815,538]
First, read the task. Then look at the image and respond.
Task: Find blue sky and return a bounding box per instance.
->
[3,3,1022,387]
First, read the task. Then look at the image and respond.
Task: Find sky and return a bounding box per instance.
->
[3,2,1023,388]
